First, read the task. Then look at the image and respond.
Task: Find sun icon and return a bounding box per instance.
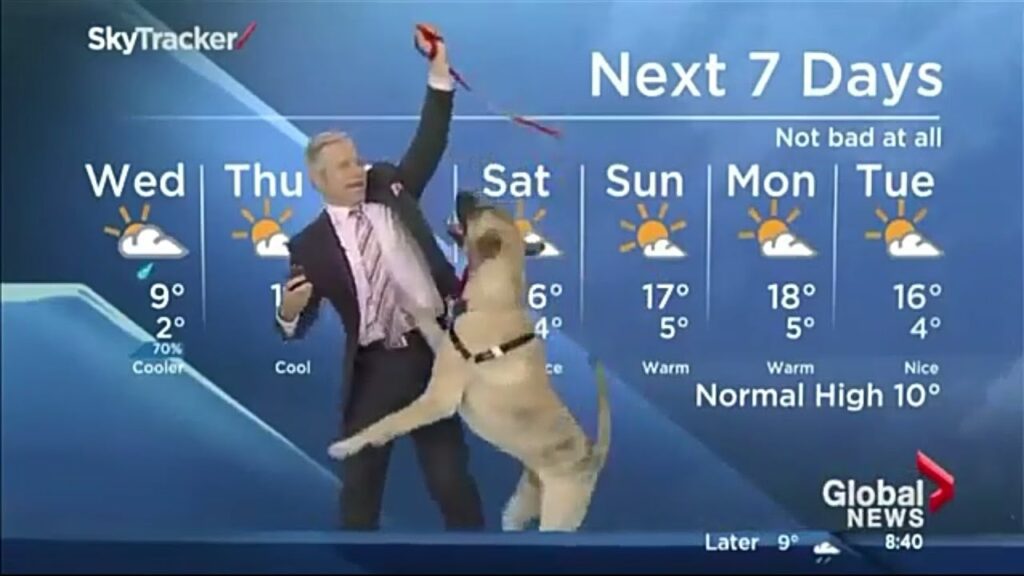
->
[103,203,188,259]
[619,202,686,258]
[104,203,151,240]
[865,199,942,258]
[738,198,816,258]
[513,199,561,257]
[231,198,293,258]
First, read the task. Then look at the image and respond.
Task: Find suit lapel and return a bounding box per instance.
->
[366,171,457,295]
[391,191,459,296]
[375,185,429,254]
[312,211,359,322]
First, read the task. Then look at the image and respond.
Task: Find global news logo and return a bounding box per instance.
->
[87,22,256,56]
[821,451,954,530]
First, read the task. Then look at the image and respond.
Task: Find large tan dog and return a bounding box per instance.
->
[327,197,611,532]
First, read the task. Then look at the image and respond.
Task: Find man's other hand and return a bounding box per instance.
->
[415,24,449,77]
[279,274,313,322]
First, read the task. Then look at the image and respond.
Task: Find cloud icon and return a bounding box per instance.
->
[524,232,561,257]
[255,232,290,258]
[888,232,942,258]
[761,232,816,258]
[813,541,841,556]
[118,224,188,259]
[643,238,686,258]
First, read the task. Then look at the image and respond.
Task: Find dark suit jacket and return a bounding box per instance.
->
[277,85,458,411]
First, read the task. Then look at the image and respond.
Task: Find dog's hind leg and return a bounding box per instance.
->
[537,475,595,532]
[502,468,541,531]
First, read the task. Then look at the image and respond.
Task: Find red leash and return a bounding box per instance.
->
[415,24,562,139]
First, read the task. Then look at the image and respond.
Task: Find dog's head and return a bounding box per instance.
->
[450,191,536,307]
[447,190,546,257]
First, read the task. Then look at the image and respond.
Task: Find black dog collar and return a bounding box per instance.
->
[448,325,536,364]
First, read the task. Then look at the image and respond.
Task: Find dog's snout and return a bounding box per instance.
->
[448,190,484,247]
[456,190,480,223]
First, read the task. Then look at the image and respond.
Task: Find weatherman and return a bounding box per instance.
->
[274,24,484,531]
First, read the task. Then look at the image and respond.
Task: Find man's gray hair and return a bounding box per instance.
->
[305,131,351,167]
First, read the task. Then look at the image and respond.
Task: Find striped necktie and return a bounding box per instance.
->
[351,205,411,346]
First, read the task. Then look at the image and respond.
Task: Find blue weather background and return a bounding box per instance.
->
[1,0,1022,545]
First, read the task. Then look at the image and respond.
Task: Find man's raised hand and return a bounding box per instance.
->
[414,24,449,76]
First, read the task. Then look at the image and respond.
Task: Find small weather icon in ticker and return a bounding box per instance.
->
[103,203,189,259]
[865,199,942,258]
[813,540,841,564]
[232,198,291,258]
[738,199,816,258]
[620,202,687,258]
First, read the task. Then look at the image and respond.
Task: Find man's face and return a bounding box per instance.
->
[313,139,366,206]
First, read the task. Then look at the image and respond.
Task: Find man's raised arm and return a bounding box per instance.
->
[397,24,455,201]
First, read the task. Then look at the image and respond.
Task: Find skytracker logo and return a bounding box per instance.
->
[87,23,256,56]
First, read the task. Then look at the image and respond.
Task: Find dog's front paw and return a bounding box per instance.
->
[327,437,366,460]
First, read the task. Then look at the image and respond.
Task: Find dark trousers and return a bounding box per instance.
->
[340,331,484,530]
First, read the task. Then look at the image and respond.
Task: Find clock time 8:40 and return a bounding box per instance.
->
[885,533,924,551]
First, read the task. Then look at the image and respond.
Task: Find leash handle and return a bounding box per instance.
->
[413,23,561,139]
[414,24,442,61]
[415,24,472,91]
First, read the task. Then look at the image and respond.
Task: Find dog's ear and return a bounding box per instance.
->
[474,229,503,261]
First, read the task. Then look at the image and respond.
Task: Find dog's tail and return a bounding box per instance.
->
[590,361,612,470]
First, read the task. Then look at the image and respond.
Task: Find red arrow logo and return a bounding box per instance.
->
[917,451,954,513]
